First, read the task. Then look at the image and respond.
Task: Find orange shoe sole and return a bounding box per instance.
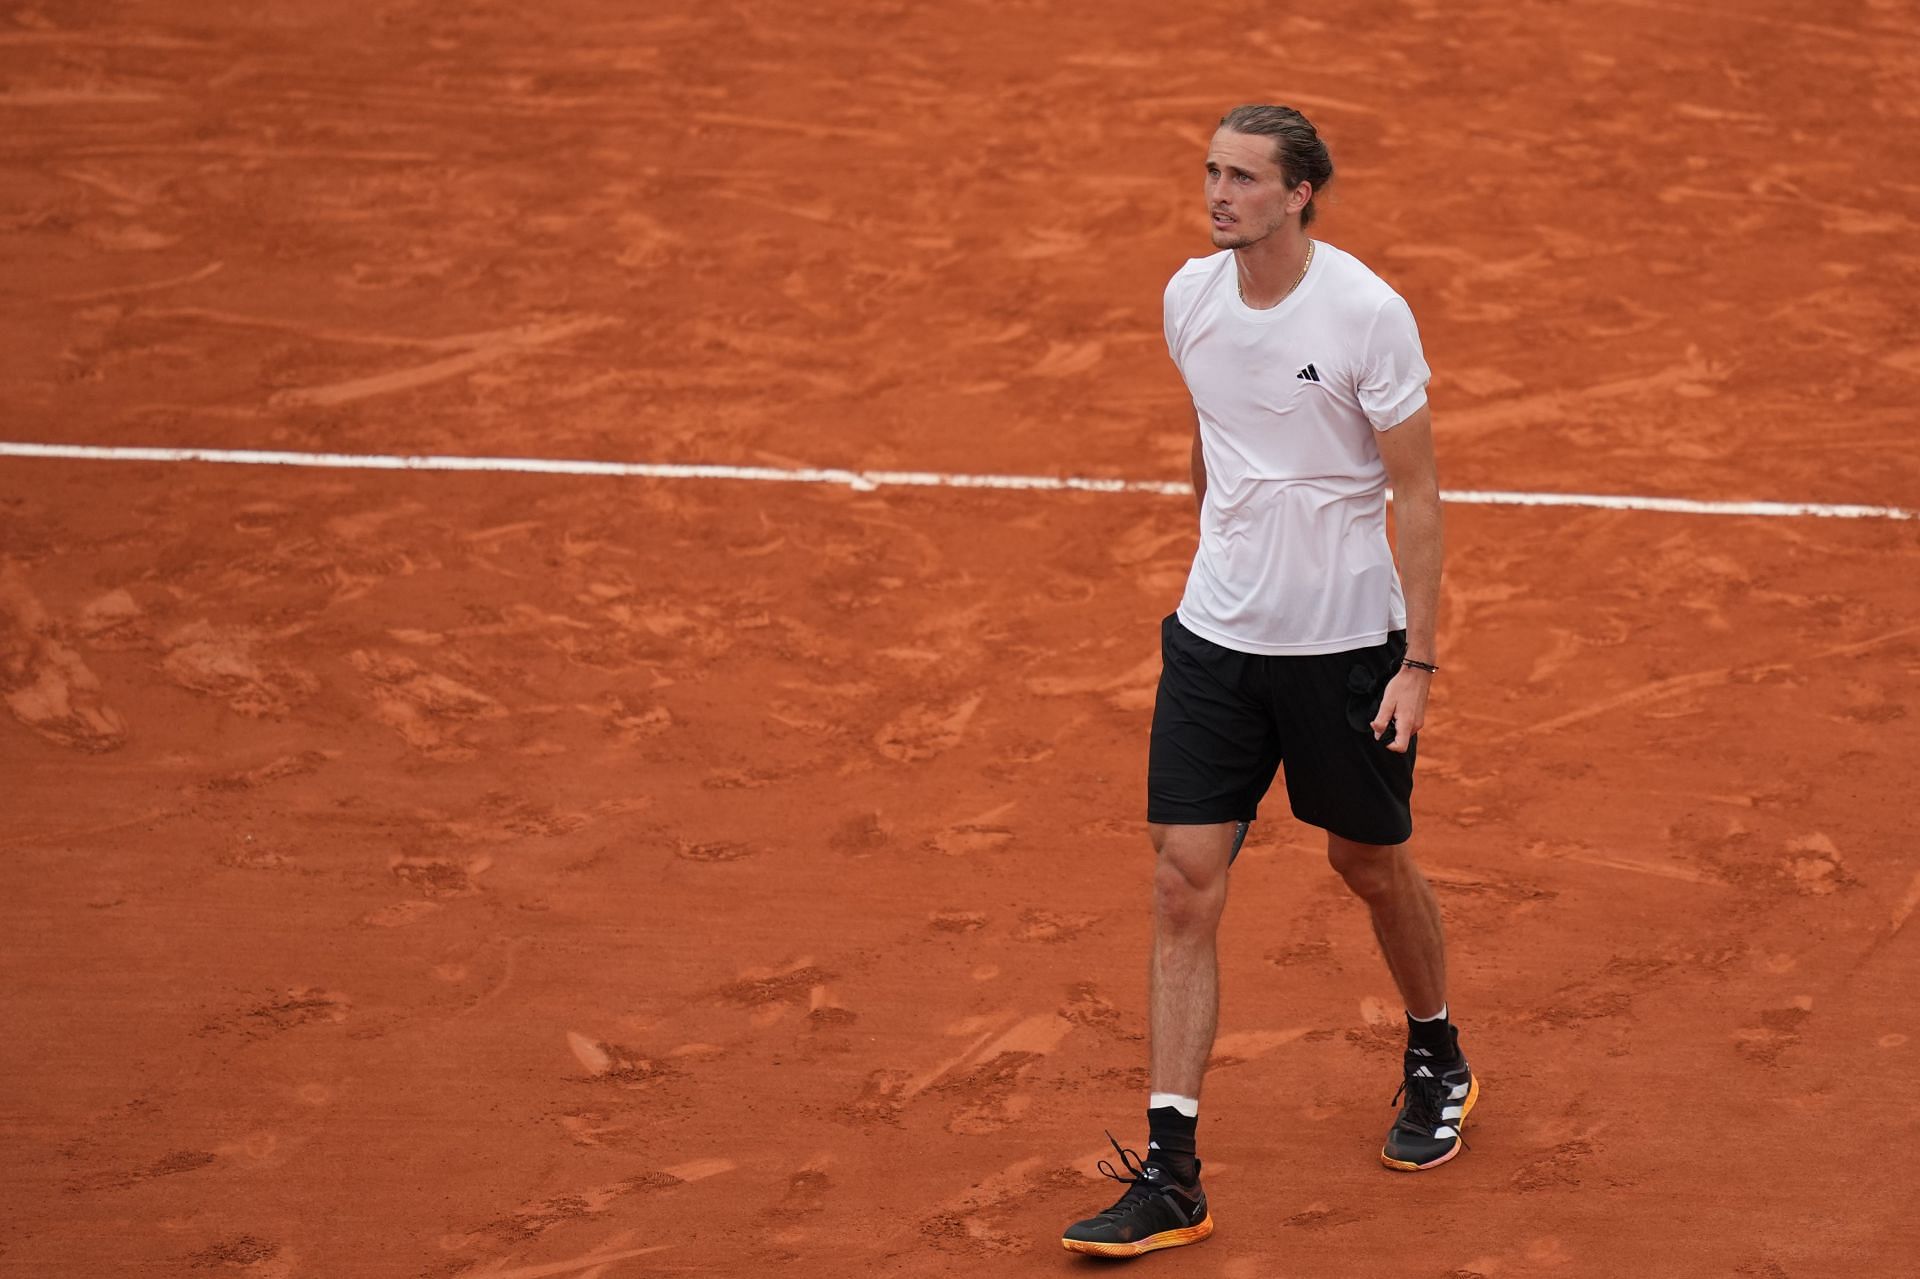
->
[1062,1214,1214,1257]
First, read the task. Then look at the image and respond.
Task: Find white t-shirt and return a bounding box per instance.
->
[1164,241,1430,656]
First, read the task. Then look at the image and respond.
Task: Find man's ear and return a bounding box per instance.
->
[1288,181,1313,217]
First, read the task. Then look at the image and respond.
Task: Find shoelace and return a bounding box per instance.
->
[1391,1076,1447,1131]
[1390,1076,1472,1151]
[1092,1131,1168,1213]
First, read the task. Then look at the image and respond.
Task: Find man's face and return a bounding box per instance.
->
[1204,128,1304,249]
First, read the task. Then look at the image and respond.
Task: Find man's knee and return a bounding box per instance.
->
[1150,824,1234,934]
[1327,835,1408,901]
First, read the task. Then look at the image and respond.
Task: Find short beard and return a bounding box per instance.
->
[1210,216,1280,251]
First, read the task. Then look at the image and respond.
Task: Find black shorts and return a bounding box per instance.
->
[1147,613,1416,846]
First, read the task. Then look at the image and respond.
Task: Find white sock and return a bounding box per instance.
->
[1147,1092,1199,1118]
[1408,1003,1448,1023]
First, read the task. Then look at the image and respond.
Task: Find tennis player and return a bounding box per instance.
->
[1062,104,1477,1258]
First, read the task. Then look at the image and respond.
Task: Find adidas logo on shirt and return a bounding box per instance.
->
[1295,363,1322,383]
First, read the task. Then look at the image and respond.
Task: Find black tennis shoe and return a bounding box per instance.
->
[1381,1035,1479,1171]
[1061,1133,1213,1257]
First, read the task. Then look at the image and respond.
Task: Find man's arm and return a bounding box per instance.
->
[1370,402,1443,754]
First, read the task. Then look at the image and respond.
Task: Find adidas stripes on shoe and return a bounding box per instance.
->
[1382,1028,1479,1171]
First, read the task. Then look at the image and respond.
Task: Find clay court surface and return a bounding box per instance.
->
[5,0,1920,1275]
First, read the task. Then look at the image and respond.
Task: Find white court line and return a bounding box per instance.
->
[0,440,1912,521]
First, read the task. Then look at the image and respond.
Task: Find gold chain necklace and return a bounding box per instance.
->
[1237,239,1315,308]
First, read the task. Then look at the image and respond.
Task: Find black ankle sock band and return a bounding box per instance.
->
[1406,1012,1457,1058]
[1146,1106,1199,1181]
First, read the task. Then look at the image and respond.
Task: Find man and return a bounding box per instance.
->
[1061,104,1475,1258]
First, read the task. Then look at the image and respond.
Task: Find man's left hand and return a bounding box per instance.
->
[1370,667,1431,754]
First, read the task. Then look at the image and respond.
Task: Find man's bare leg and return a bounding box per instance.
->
[1326,832,1446,1016]
[1059,820,1233,1253]
[1148,821,1239,1097]
[1328,831,1478,1170]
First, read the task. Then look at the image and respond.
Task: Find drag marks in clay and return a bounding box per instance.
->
[761,1157,836,1253]
[200,749,334,793]
[1734,996,1816,1067]
[390,853,490,899]
[1781,834,1856,896]
[917,1154,1089,1257]
[161,621,319,717]
[445,1164,728,1272]
[349,649,506,758]
[184,1235,285,1272]
[198,988,352,1041]
[553,1033,706,1150]
[1508,1138,1600,1193]
[429,792,593,842]
[922,801,1016,856]
[565,1031,676,1088]
[716,962,837,1011]
[845,1069,917,1127]
[217,832,297,871]
[1667,815,1867,899]
[65,1147,218,1195]
[4,557,344,741]
[1451,1234,1578,1277]
[430,1238,671,1279]
[1207,1027,1312,1072]
[267,315,618,411]
[675,838,755,863]
[1283,1201,1366,1231]
[360,898,443,929]
[601,696,675,743]
[828,811,891,856]
[74,587,149,649]
[471,1171,686,1246]
[934,1049,1045,1135]
[1025,652,1161,713]
[1058,982,1127,1036]
[854,1012,1077,1137]
[927,908,988,933]
[873,691,983,762]
[1889,871,1920,941]
[1012,909,1100,943]
[0,564,127,751]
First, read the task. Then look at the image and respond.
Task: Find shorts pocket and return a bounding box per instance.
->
[1342,637,1407,741]
[1344,661,1383,734]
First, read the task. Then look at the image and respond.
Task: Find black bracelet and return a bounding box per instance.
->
[1401,658,1440,674]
